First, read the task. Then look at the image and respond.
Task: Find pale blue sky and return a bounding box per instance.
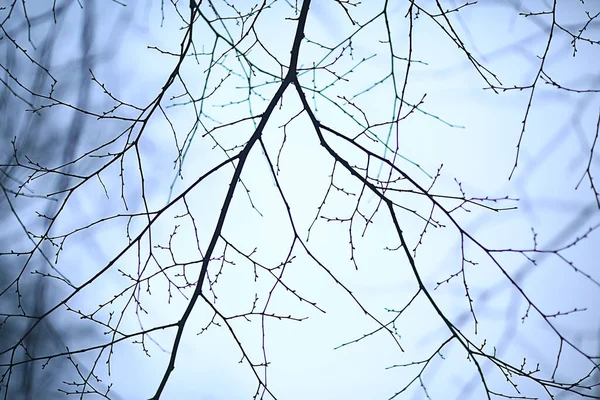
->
[1,1,599,399]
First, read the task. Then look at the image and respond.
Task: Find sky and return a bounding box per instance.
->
[1,0,599,399]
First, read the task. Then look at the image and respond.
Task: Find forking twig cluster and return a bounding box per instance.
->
[1,1,599,399]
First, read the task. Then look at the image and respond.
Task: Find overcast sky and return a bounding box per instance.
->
[1,1,599,399]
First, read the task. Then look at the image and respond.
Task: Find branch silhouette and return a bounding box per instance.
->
[1,1,598,399]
